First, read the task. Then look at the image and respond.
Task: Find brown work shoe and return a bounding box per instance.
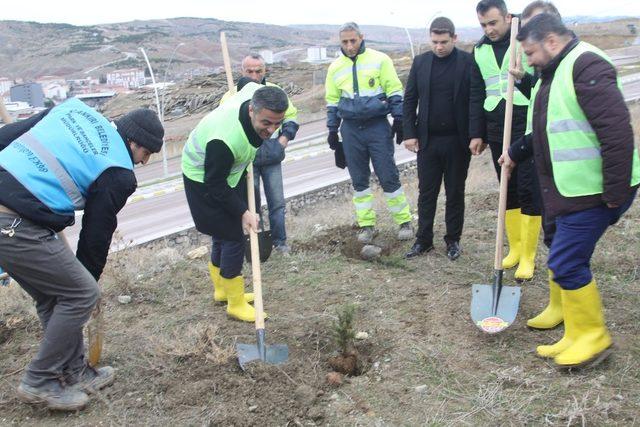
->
[68,365,115,394]
[17,380,89,411]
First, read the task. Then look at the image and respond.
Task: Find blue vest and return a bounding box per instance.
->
[0,98,133,215]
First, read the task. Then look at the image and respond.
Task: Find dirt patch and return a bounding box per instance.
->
[1,128,640,424]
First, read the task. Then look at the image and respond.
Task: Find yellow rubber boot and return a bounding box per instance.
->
[502,208,522,269]
[223,276,259,322]
[209,263,253,303]
[514,214,541,280]
[554,281,612,368]
[527,271,563,329]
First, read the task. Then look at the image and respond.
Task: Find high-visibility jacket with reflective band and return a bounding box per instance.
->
[220,81,298,125]
[182,82,261,187]
[325,48,403,121]
[474,43,532,111]
[0,98,132,215]
[537,41,640,197]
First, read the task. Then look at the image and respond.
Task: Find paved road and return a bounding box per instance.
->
[65,143,415,250]
[64,70,640,251]
[133,118,328,183]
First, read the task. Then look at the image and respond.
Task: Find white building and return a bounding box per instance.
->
[106,68,145,89]
[306,47,327,62]
[43,83,68,100]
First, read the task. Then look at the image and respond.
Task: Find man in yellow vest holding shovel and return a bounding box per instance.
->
[501,13,639,368]
[182,83,289,322]
[473,0,543,280]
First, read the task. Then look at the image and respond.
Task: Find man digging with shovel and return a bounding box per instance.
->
[182,82,288,322]
[501,14,639,368]
[0,100,164,410]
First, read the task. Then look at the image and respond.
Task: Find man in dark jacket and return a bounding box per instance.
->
[501,13,639,368]
[0,99,164,410]
[403,17,485,261]
[473,0,543,280]
[182,83,288,323]
[221,54,299,255]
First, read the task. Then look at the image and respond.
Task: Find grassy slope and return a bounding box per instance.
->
[0,111,638,426]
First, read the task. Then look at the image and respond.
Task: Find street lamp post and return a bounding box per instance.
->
[139,47,169,177]
[160,42,185,124]
[404,27,415,58]
[390,11,416,59]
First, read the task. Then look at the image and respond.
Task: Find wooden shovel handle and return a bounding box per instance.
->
[219,32,265,330]
[493,17,520,270]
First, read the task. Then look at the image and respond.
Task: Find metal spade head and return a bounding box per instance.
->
[236,329,289,370]
[244,230,273,263]
[471,270,521,334]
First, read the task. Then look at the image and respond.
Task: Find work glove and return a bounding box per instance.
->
[334,140,347,169]
[392,119,403,145]
[328,131,340,150]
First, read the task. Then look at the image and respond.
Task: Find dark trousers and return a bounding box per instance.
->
[548,190,636,290]
[489,140,520,211]
[210,237,245,279]
[416,135,471,245]
[0,213,99,387]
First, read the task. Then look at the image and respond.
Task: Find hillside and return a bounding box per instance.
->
[1,16,637,81]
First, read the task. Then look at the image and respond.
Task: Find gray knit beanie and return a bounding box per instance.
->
[115,109,164,153]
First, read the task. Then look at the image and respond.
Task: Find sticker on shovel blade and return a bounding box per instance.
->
[477,316,509,334]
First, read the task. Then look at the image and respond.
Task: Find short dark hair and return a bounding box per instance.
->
[522,1,561,20]
[430,17,456,37]
[251,86,288,114]
[517,12,570,43]
[476,0,508,16]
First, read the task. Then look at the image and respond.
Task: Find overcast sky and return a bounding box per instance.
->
[3,0,639,29]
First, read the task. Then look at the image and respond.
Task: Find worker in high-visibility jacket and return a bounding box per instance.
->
[220,54,299,256]
[473,0,542,280]
[182,83,288,323]
[501,13,639,368]
[325,21,413,244]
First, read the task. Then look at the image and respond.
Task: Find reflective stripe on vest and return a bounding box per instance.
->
[545,41,640,196]
[474,44,532,112]
[325,48,403,102]
[181,82,261,187]
[0,98,132,215]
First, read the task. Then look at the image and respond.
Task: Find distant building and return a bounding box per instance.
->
[3,101,41,122]
[106,68,145,89]
[43,83,68,100]
[306,47,327,62]
[10,83,45,108]
[260,50,274,64]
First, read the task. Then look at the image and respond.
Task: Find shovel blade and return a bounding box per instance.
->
[471,283,521,334]
[245,230,273,263]
[236,329,288,370]
[236,343,289,370]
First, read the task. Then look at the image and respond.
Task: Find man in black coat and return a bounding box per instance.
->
[403,17,485,260]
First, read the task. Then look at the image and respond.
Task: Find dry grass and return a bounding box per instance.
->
[0,107,638,426]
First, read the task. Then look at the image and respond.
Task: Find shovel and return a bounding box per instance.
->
[219,31,288,368]
[244,189,273,263]
[470,17,522,334]
[236,163,288,369]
